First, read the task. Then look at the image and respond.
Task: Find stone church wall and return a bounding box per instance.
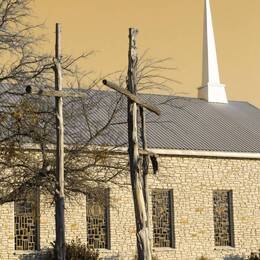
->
[0,155,260,260]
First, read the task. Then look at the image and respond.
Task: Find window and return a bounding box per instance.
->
[152,189,175,248]
[86,189,110,249]
[213,190,234,247]
[14,198,39,251]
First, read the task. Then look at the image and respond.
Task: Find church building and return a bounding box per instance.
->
[0,0,259,259]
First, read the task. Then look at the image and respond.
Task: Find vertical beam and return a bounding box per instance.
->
[54,23,66,260]
[127,28,152,260]
[140,107,149,209]
[140,107,152,249]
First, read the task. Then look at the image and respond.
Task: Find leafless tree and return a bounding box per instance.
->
[0,87,129,200]
[0,0,49,86]
[0,3,179,260]
[0,0,129,204]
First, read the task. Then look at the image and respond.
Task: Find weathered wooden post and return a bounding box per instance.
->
[127,28,152,260]
[25,23,91,260]
[53,23,66,260]
[140,107,151,241]
[102,79,159,260]
[102,28,160,260]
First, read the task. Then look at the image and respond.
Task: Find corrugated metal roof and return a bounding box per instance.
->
[1,84,260,153]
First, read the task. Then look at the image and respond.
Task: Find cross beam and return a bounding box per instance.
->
[25,85,86,98]
[102,79,161,116]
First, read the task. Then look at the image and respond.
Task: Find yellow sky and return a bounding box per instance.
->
[33,0,260,107]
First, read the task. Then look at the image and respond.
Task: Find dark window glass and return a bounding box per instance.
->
[152,189,175,248]
[86,189,110,249]
[14,199,38,251]
[213,190,235,247]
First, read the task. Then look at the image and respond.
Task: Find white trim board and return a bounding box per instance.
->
[9,143,260,160]
[147,148,260,159]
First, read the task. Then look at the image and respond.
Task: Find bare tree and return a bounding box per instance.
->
[0,4,129,260]
[0,0,95,87]
[0,83,129,201]
[0,0,50,86]
[0,0,126,198]
[0,3,179,259]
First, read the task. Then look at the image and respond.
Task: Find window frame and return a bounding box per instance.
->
[213,190,235,247]
[86,188,110,250]
[152,189,175,248]
[14,192,40,251]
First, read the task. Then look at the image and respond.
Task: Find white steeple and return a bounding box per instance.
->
[198,0,228,103]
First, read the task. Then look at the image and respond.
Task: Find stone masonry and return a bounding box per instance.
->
[0,155,260,260]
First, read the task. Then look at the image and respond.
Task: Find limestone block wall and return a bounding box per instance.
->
[0,155,259,260]
[150,156,260,260]
[0,203,15,260]
[39,196,55,250]
[0,185,137,260]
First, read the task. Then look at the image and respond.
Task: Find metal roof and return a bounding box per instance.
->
[1,85,260,154]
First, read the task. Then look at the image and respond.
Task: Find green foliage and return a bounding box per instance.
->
[245,251,260,260]
[197,257,211,260]
[197,251,260,260]
[66,238,99,260]
[47,238,99,260]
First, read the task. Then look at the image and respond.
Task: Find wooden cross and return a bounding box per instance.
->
[25,85,86,98]
[102,28,160,260]
[102,80,160,116]
[102,79,160,166]
[25,23,85,260]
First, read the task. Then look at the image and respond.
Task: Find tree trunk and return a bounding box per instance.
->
[127,28,152,260]
[54,23,66,260]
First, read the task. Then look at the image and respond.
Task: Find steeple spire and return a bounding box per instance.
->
[198,0,228,103]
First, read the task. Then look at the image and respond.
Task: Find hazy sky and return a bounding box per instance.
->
[33,0,260,107]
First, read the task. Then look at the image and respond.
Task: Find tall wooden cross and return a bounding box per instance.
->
[103,28,161,260]
[53,23,65,260]
[25,23,85,260]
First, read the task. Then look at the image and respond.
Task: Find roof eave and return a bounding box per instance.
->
[148,148,260,159]
[11,143,260,159]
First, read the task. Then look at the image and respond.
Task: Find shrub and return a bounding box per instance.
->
[245,251,260,260]
[66,238,99,260]
[197,257,211,260]
[47,238,99,260]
